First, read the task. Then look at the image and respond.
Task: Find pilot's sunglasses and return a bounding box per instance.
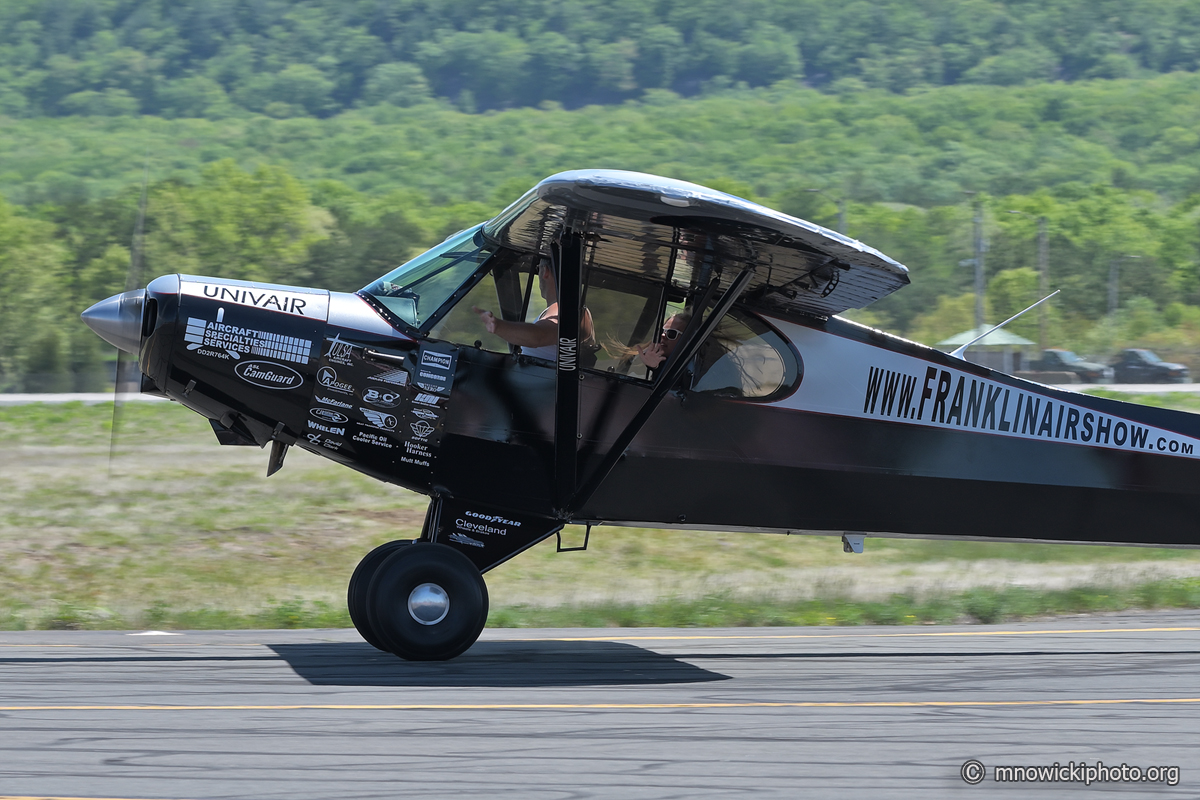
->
[661,328,683,340]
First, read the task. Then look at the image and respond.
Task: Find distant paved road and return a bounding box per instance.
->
[0,393,167,405]
[0,612,1197,799]
[1073,383,1200,394]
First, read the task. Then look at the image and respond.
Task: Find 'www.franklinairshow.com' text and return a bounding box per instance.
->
[864,365,1194,455]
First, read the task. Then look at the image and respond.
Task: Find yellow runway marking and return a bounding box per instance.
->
[0,643,264,648]
[516,626,1200,642]
[1,698,1198,712]
[0,797,193,800]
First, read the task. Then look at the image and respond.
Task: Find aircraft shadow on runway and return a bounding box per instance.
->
[268,640,730,687]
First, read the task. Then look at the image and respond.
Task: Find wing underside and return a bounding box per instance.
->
[483,170,910,318]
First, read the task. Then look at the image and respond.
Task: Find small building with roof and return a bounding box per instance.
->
[936,326,1036,373]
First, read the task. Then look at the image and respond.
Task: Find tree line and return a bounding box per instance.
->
[4,158,1199,391]
[6,73,1200,214]
[2,0,1200,117]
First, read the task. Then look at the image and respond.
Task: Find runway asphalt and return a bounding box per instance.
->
[0,611,1197,799]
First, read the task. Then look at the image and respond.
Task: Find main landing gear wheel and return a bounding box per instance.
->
[348,540,411,651]
[367,542,489,661]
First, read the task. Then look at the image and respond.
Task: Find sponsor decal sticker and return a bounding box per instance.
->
[414,346,456,393]
[362,387,403,409]
[463,510,522,528]
[410,420,435,439]
[369,368,409,386]
[413,392,442,407]
[421,351,454,371]
[184,282,323,318]
[770,321,1200,461]
[234,360,304,390]
[307,419,345,436]
[403,439,431,457]
[310,407,349,425]
[185,315,312,364]
[317,366,355,395]
[316,395,352,409]
[454,518,507,536]
[557,337,578,371]
[400,453,431,468]
[326,335,356,366]
[448,531,485,548]
[305,432,343,451]
[410,408,439,421]
[352,430,394,449]
[859,364,1198,457]
[360,408,398,431]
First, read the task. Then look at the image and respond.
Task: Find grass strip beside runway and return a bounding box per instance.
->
[4,400,1200,631]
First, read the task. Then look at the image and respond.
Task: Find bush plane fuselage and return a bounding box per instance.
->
[82,170,1200,659]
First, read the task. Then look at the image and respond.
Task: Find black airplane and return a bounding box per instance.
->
[82,170,1200,660]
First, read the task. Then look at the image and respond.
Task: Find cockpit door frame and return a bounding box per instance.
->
[559,263,756,517]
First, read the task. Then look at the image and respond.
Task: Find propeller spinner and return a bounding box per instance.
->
[81,289,145,355]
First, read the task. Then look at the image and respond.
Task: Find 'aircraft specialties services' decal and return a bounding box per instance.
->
[184,312,313,364]
[772,321,1200,460]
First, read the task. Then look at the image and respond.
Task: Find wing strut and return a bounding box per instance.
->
[553,232,584,508]
[561,265,756,517]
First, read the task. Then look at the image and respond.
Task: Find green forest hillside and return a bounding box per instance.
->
[3,0,1200,116]
[3,1,1200,391]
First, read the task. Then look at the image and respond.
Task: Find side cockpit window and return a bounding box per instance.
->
[692,310,799,401]
[584,271,663,375]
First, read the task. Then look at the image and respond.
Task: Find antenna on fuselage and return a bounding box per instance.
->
[950,289,1060,360]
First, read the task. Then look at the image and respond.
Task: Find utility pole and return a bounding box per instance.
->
[805,188,846,235]
[973,196,985,334]
[1007,209,1051,351]
[1108,254,1140,315]
[1108,256,1118,315]
[1037,215,1048,351]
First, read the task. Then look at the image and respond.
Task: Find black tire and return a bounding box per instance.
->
[367,543,489,661]
[347,540,412,651]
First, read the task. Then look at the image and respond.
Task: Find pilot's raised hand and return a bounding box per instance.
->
[472,306,497,334]
[639,342,666,368]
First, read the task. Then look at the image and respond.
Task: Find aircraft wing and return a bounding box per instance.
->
[483,169,909,318]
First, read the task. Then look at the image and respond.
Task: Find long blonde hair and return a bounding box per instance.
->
[601,312,693,361]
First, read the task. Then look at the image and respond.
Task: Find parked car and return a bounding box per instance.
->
[1110,349,1191,384]
[1028,349,1113,383]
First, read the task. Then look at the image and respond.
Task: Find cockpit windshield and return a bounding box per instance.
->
[360,226,495,329]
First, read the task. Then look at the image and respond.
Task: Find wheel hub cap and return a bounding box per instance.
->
[408,583,450,625]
